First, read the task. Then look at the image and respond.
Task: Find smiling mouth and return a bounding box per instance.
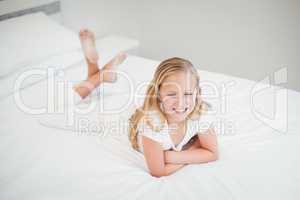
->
[173,107,188,114]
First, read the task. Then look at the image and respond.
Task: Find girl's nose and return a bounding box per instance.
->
[175,95,187,109]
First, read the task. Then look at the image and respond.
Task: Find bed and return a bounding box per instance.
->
[0,13,300,200]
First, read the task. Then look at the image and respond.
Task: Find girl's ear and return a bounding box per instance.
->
[192,88,197,103]
[157,91,165,112]
[157,91,162,102]
[159,102,165,112]
[194,87,203,108]
[197,87,203,104]
[193,87,201,104]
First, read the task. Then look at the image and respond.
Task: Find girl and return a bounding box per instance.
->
[75,29,218,177]
[129,58,219,177]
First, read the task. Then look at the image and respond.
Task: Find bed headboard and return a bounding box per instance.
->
[0,0,60,21]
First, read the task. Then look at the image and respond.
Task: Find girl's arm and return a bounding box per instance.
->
[164,128,219,164]
[142,136,186,177]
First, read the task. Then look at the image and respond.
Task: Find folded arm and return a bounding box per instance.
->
[142,136,186,177]
[164,128,219,164]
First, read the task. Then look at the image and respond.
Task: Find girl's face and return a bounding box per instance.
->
[159,71,197,123]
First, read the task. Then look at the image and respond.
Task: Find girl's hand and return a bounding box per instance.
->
[165,128,219,165]
[164,137,200,164]
[182,135,200,150]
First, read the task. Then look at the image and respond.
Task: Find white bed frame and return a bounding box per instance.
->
[0,0,60,21]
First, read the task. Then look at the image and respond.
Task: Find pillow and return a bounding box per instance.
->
[0,12,81,77]
[0,50,84,100]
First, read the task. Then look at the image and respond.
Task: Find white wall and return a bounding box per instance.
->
[60,0,140,39]
[139,0,300,91]
[60,0,300,91]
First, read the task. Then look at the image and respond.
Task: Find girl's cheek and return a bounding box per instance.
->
[188,99,196,111]
[186,97,194,105]
[161,102,174,114]
[165,105,174,113]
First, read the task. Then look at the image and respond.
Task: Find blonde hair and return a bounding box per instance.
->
[128,57,208,150]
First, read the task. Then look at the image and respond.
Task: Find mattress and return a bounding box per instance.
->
[0,54,299,200]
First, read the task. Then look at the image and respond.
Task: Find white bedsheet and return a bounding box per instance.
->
[0,55,299,200]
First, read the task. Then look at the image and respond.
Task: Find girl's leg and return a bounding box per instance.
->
[73,29,127,99]
[79,29,99,76]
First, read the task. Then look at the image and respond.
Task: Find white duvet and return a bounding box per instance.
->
[0,55,299,200]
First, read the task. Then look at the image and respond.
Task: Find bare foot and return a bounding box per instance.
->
[79,29,99,77]
[100,52,127,83]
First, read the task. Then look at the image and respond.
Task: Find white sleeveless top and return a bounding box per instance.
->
[137,110,215,153]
